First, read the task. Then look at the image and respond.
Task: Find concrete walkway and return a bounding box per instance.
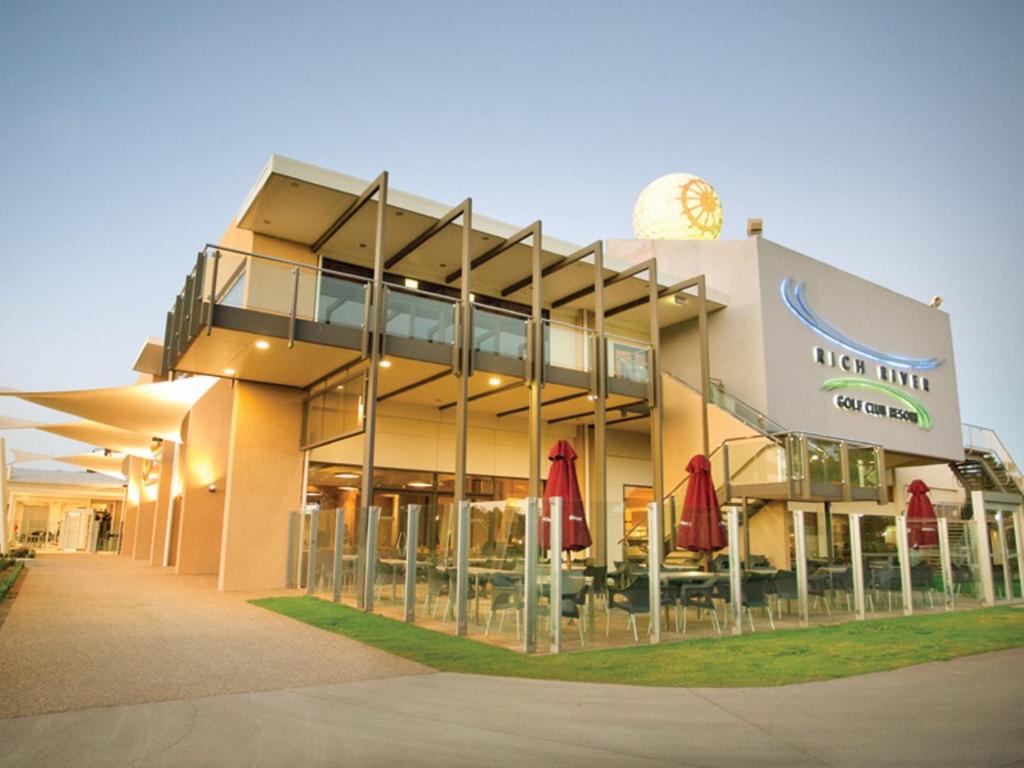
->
[0,554,427,718]
[1,554,1022,767]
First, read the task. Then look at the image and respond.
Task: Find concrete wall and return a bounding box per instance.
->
[218,381,305,591]
[176,379,233,575]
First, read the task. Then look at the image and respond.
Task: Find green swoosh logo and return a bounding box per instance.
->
[822,378,932,430]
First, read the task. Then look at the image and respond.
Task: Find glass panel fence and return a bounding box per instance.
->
[726,437,788,487]
[309,505,336,598]
[318,271,367,328]
[806,437,843,486]
[946,518,983,608]
[473,306,528,359]
[1005,513,1021,600]
[988,514,1013,601]
[606,335,650,383]
[384,285,456,345]
[544,320,593,372]
[847,444,880,489]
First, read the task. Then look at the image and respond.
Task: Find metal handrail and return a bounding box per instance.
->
[384,281,459,306]
[473,303,531,322]
[202,244,371,286]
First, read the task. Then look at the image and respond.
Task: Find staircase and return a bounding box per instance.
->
[950,425,1023,497]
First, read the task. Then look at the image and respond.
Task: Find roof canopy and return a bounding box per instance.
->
[0,376,217,444]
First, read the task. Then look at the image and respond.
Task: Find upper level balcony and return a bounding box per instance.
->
[162,245,653,402]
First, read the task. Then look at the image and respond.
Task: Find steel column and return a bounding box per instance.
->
[455,500,470,636]
[363,506,380,611]
[550,497,563,653]
[937,517,954,610]
[793,509,809,627]
[728,507,742,635]
[647,501,663,643]
[524,497,539,653]
[895,514,913,615]
[971,491,996,606]
[849,513,866,620]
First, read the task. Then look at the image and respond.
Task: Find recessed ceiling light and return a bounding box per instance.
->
[404,277,419,289]
[407,481,432,488]
[587,394,597,401]
[334,472,360,480]
[395,211,404,217]
[359,243,367,248]
[489,376,501,386]
[290,181,300,188]
[263,219,272,225]
[336,385,344,391]
[481,235,490,241]
[379,359,392,368]
[340,486,359,492]
[254,340,270,350]
[439,263,447,268]
[223,368,236,376]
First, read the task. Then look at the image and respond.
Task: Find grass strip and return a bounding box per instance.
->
[0,562,24,600]
[252,596,1024,687]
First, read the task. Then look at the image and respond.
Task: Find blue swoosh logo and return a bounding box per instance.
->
[781,278,941,371]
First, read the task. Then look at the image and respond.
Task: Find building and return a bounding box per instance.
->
[3,156,1021,651]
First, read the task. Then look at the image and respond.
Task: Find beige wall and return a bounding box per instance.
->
[218,381,305,591]
[176,379,233,575]
[149,441,176,566]
[747,502,790,570]
[133,493,156,561]
[120,457,141,557]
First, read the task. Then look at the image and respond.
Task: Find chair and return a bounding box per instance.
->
[715,573,775,631]
[869,565,903,611]
[827,566,857,612]
[678,576,721,635]
[484,573,524,639]
[423,566,450,618]
[559,572,589,646]
[607,575,675,642]
[583,563,610,628]
[909,564,936,607]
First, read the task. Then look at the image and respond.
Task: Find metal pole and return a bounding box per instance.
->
[728,507,742,635]
[306,507,319,596]
[1013,506,1024,603]
[793,509,809,627]
[0,437,8,555]
[453,201,473,537]
[404,504,420,622]
[647,501,663,643]
[937,517,954,611]
[742,496,750,571]
[697,275,710,457]
[593,243,607,568]
[455,500,470,636]
[332,507,345,603]
[849,513,866,620]
[524,496,539,653]
[971,491,995,606]
[895,514,913,616]
[550,497,563,653]
[363,505,380,611]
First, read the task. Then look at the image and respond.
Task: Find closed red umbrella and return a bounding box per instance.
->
[907,479,939,548]
[542,440,592,551]
[675,454,727,552]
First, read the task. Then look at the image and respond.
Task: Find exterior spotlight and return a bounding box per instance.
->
[255,340,270,350]
[673,293,690,306]
[379,360,392,368]
[207,483,216,493]
[930,295,943,309]
[223,368,236,376]
[747,218,763,237]
[488,376,501,386]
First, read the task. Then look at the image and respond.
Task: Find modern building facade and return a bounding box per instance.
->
[4,155,1021,650]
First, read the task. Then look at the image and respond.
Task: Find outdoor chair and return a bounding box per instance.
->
[678,575,721,635]
[607,574,675,642]
[484,573,523,639]
[869,565,903,611]
[583,563,610,627]
[424,565,450,618]
[909,563,936,607]
[827,566,857,612]
[715,573,775,631]
[950,562,974,601]
[559,572,589,646]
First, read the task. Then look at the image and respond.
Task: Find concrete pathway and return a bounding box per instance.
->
[1,554,1022,767]
[0,554,426,718]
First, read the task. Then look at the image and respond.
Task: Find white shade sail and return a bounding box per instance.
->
[0,416,44,430]
[38,420,160,459]
[0,376,218,444]
[8,448,53,464]
[55,452,129,480]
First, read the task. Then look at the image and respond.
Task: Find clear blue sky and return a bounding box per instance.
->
[1,1,1021,465]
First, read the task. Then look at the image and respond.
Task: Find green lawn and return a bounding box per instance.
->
[251,596,1024,687]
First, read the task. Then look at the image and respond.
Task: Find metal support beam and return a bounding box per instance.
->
[972,490,995,606]
[793,509,809,627]
[937,516,954,611]
[647,501,663,643]
[306,507,319,596]
[499,240,597,297]
[455,500,470,636]
[524,496,539,653]
[592,242,607,567]
[450,201,473,531]
[363,506,380,611]
[550,497,563,654]
[312,171,389,254]
[445,220,541,284]
[996,511,1013,602]
[386,199,472,271]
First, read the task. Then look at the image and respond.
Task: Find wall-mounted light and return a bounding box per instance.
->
[207,483,217,493]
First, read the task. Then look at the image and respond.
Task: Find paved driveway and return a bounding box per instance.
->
[1,554,1021,767]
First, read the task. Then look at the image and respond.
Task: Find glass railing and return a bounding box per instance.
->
[806,436,844,486]
[473,306,528,360]
[606,334,650,383]
[200,245,371,326]
[726,436,789,487]
[544,319,594,373]
[962,423,1023,493]
[383,284,457,345]
[848,443,880,489]
[708,380,786,434]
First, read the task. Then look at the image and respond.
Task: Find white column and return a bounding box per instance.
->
[162,442,181,567]
[937,517,955,610]
[793,509,809,627]
[551,497,563,653]
[971,491,995,606]
[647,501,662,644]
[404,504,420,622]
[728,507,742,635]
[895,514,913,616]
[524,497,539,653]
[454,501,470,635]
[849,513,866,620]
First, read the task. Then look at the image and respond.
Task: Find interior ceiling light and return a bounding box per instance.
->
[334,472,359,479]
[255,340,270,350]
[379,360,392,368]
[404,278,419,290]
[223,368,236,376]
[406,481,432,488]
[488,377,501,386]
[340,485,359,492]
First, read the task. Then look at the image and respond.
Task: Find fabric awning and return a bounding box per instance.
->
[38,420,160,459]
[0,376,218,444]
[55,452,129,480]
[7,448,53,464]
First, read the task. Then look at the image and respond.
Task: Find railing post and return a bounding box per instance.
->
[288,266,300,349]
[728,507,742,635]
[996,511,1013,602]
[455,500,470,636]
[550,497,563,653]
[849,513,866,620]
[206,249,220,335]
[285,511,299,588]
[895,514,913,615]
[793,509,809,627]
[404,504,420,622]
[937,517,954,611]
[363,506,380,611]
[647,501,663,644]
[1014,507,1024,602]
[306,507,319,596]
[332,507,345,603]
[840,442,852,502]
[524,496,539,653]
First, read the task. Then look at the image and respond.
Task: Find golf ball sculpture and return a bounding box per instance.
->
[632,173,723,240]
